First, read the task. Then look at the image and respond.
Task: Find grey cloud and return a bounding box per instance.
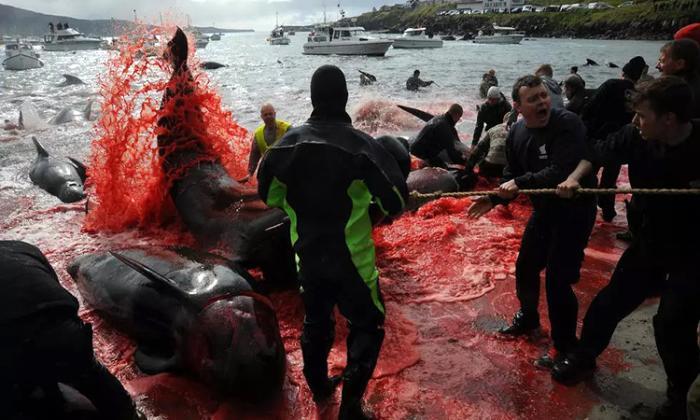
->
[3,0,397,30]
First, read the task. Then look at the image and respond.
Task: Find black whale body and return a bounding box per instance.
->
[67,248,286,400]
[157,28,296,284]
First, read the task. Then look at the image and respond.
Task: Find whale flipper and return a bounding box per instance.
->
[19,102,47,131]
[68,157,87,182]
[110,252,193,304]
[397,104,435,122]
[32,136,49,158]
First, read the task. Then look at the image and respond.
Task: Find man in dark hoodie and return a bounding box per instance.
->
[657,38,700,117]
[257,65,408,420]
[0,240,139,420]
[581,55,647,222]
[563,74,588,115]
[409,103,466,168]
[468,75,597,368]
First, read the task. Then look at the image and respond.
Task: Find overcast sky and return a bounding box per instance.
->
[4,0,399,31]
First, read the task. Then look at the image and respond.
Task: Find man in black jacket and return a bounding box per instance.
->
[554,76,700,420]
[472,86,512,147]
[0,240,139,420]
[581,55,647,222]
[258,65,408,420]
[468,75,597,365]
[409,103,466,169]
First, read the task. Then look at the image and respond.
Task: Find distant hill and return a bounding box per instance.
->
[0,4,253,37]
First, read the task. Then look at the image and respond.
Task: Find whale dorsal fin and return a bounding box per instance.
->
[68,157,87,182]
[32,136,49,158]
[397,104,435,122]
[110,252,193,304]
[61,74,84,86]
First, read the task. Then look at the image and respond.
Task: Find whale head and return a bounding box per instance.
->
[184,293,286,400]
[58,179,86,203]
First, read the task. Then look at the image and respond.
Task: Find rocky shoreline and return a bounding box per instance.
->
[352,4,700,41]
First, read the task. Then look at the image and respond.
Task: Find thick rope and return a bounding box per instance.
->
[410,188,700,200]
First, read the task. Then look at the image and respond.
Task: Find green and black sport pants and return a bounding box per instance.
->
[299,269,385,402]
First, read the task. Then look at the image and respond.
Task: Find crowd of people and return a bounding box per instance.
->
[4,25,700,420]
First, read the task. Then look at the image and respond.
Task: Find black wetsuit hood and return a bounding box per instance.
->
[310,65,351,123]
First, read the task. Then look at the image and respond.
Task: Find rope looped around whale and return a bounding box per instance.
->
[409,187,700,200]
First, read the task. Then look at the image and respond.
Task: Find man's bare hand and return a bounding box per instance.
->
[557,177,581,199]
[498,179,519,199]
[468,196,494,219]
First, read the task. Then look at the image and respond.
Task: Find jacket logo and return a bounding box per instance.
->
[538,144,548,160]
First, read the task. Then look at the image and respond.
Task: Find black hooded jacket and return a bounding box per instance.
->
[0,241,79,324]
[257,66,407,281]
[410,113,466,166]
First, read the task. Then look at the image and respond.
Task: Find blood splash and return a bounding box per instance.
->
[85,23,250,233]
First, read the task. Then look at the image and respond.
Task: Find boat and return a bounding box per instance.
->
[3,41,43,70]
[268,13,291,45]
[268,27,291,45]
[303,26,393,56]
[195,33,209,49]
[43,25,102,51]
[392,27,442,49]
[210,33,221,41]
[473,24,525,44]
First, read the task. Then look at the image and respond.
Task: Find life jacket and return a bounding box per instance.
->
[254,120,291,155]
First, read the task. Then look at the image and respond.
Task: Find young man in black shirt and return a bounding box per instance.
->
[554,76,700,420]
[468,75,597,365]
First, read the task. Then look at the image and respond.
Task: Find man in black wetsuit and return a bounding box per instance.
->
[257,65,408,420]
[554,76,700,420]
[468,75,597,366]
[409,103,466,169]
[0,240,139,420]
[581,55,647,222]
[406,69,434,91]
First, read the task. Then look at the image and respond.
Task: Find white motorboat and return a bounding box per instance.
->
[210,33,221,41]
[473,25,525,44]
[43,26,102,51]
[392,27,443,49]
[268,27,291,45]
[303,26,393,56]
[3,42,44,70]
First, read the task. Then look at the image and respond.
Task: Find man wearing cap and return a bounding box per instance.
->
[657,38,700,117]
[581,55,646,222]
[472,86,512,147]
[258,65,407,419]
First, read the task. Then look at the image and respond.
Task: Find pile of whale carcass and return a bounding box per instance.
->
[58,27,294,400]
[22,28,473,401]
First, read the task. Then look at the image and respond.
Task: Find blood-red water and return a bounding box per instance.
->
[2,26,642,418]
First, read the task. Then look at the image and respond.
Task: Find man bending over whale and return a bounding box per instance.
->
[0,240,139,420]
[258,65,408,420]
[409,103,467,169]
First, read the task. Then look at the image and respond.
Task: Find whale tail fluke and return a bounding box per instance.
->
[32,136,49,158]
